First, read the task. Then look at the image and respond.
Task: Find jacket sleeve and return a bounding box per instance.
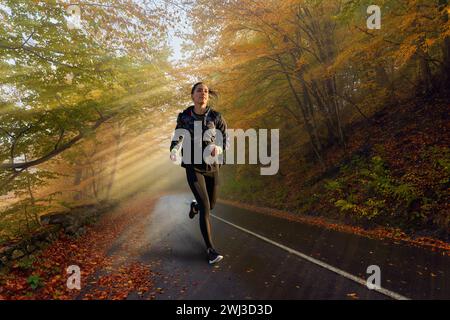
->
[170,112,184,153]
[216,113,229,151]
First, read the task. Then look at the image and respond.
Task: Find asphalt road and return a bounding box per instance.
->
[110,191,448,300]
[103,151,449,300]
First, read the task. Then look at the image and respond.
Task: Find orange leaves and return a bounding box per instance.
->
[0,193,159,300]
[295,57,307,72]
[346,293,359,299]
[82,262,153,300]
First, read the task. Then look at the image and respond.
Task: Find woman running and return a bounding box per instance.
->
[169,82,229,265]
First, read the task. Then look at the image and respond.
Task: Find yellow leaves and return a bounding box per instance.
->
[83,84,126,105]
[425,38,437,48]
[110,83,126,95]
[393,43,417,68]
[304,63,332,82]
[85,89,103,101]
[442,24,450,38]
[295,57,307,71]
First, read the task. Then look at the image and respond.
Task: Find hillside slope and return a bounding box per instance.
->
[220,96,450,243]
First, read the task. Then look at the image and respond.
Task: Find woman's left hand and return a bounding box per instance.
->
[210,145,223,157]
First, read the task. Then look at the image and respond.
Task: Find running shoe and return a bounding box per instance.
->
[189,200,199,219]
[207,248,223,264]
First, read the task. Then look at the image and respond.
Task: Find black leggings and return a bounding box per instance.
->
[185,166,219,249]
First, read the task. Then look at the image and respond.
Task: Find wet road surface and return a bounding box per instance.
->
[110,192,447,300]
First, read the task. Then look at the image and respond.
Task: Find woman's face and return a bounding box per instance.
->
[192,84,209,106]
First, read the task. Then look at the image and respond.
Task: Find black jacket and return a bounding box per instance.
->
[170,105,229,172]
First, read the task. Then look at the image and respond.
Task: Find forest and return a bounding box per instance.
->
[0,0,449,300]
[185,0,450,240]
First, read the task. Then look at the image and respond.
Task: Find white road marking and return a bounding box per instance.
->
[212,214,410,300]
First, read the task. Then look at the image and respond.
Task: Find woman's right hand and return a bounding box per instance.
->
[170,149,178,162]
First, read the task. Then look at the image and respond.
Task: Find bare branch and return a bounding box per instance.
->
[0,113,115,172]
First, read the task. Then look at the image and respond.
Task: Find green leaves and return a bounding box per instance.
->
[335,199,356,212]
[27,274,43,290]
[0,1,178,241]
[325,180,342,192]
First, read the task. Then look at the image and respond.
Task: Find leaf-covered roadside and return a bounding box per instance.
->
[0,193,160,300]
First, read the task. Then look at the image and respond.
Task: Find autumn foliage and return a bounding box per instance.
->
[182,0,450,238]
[0,193,159,300]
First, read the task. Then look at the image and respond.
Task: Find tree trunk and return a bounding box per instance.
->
[417,47,433,96]
[276,53,325,166]
[285,71,324,167]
